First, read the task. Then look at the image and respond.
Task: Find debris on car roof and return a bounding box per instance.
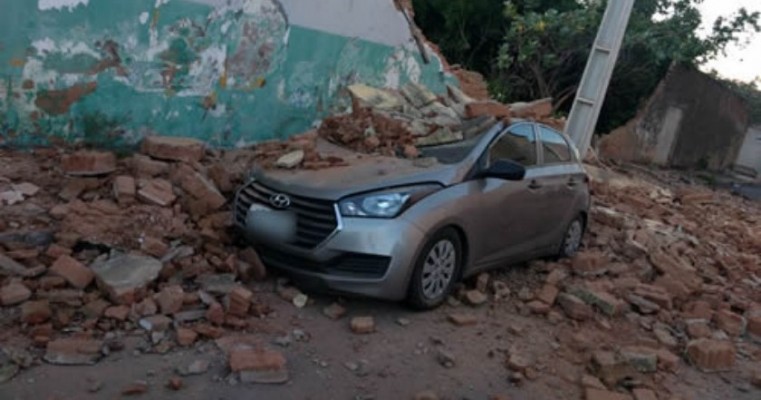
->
[252,82,563,171]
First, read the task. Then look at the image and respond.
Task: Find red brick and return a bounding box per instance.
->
[104,305,130,321]
[141,236,168,258]
[44,337,103,365]
[323,303,347,320]
[752,370,761,388]
[142,136,205,163]
[633,284,673,310]
[205,302,225,325]
[167,377,183,391]
[537,284,559,305]
[714,309,746,337]
[226,286,253,317]
[61,151,116,176]
[558,293,593,321]
[113,175,136,204]
[584,388,633,400]
[686,321,713,339]
[632,389,658,400]
[572,251,609,276]
[172,164,226,211]
[0,282,32,306]
[155,285,185,315]
[21,300,51,324]
[50,255,94,289]
[139,315,173,332]
[465,101,511,119]
[448,313,478,326]
[132,154,169,177]
[45,244,72,259]
[229,347,288,383]
[176,327,198,347]
[528,300,551,315]
[350,316,375,334]
[683,300,714,321]
[137,179,176,206]
[685,339,735,372]
[122,380,149,396]
[239,248,267,281]
[747,313,761,338]
[653,348,680,372]
[510,98,553,119]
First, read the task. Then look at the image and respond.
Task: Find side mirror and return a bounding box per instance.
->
[481,159,526,181]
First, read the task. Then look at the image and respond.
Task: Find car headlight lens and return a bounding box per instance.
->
[339,184,441,218]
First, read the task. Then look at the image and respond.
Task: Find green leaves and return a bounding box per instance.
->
[413,0,759,131]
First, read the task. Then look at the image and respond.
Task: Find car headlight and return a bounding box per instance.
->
[339,184,441,218]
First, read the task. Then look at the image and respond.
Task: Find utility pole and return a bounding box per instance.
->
[564,0,634,157]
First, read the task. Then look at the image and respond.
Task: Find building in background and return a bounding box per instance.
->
[600,64,751,172]
[0,0,454,147]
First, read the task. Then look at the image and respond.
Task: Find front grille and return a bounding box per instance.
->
[257,246,391,279]
[235,181,339,249]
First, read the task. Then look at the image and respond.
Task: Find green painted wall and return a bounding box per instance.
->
[0,0,454,148]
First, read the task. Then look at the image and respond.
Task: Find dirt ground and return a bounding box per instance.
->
[1,279,757,400]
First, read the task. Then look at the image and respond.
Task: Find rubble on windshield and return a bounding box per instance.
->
[251,82,561,170]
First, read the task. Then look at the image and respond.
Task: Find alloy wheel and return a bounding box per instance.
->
[421,239,457,300]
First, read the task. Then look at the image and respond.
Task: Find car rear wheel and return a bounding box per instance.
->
[407,228,463,310]
[558,215,585,258]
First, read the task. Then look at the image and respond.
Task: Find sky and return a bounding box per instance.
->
[697,0,760,84]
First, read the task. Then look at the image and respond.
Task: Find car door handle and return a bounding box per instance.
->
[528,180,543,190]
[567,178,578,187]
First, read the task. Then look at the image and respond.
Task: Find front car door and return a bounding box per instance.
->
[467,122,551,268]
[531,125,587,252]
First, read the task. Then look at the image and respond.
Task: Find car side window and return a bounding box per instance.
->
[489,124,537,166]
[539,126,572,164]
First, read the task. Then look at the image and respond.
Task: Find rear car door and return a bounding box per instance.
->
[532,125,585,251]
[469,123,549,267]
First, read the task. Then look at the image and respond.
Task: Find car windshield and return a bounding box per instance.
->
[419,131,488,164]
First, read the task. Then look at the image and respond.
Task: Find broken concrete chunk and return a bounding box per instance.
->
[348,84,405,111]
[415,127,464,147]
[275,150,305,169]
[141,136,205,163]
[401,82,438,108]
[11,182,40,197]
[91,254,163,304]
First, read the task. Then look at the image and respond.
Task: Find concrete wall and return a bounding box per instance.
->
[736,125,761,175]
[0,0,454,147]
[633,65,749,170]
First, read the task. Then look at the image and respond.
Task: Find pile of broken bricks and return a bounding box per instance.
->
[0,137,300,384]
[251,82,560,170]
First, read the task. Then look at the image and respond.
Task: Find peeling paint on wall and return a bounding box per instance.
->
[1,0,455,147]
[38,0,90,11]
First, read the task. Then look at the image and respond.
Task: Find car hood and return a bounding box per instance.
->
[252,139,472,200]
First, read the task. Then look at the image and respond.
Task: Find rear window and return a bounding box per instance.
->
[539,126,572,164]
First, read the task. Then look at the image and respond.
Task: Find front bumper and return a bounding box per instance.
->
[240,207,427,301]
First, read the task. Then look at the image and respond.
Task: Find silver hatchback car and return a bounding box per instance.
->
[235,120,590,309]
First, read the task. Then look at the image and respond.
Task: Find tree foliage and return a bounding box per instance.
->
[413,0,760,133]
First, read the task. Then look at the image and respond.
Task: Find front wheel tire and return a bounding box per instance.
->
[407,228,463,310]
